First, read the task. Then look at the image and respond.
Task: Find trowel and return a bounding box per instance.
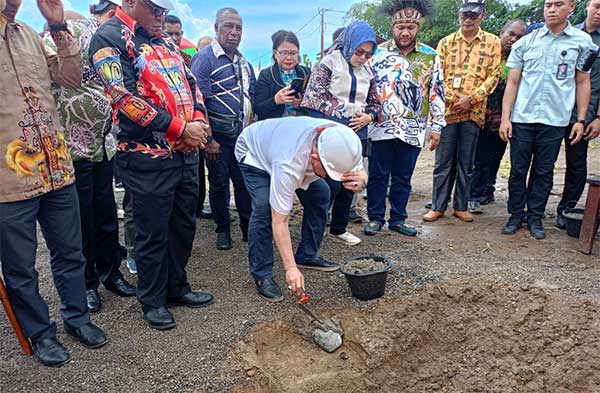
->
[295,290,344,353]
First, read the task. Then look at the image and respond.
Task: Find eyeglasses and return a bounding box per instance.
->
[460,12,481,19]
[143,0,169,17]
[277,50,299,58]
[353,48,373,59]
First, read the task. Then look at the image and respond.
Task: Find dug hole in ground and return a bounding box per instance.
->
[0,142,599,393]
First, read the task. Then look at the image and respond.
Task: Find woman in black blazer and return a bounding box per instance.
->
[255,30,311,120]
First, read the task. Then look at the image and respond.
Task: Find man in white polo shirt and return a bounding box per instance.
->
[235,116,367,302]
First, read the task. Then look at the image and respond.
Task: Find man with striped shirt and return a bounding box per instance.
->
[191,7,255,251]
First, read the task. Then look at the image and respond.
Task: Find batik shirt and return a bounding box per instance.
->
[89,8,207,159]
[436,29,501,128]
[369,40,446,147]
[43,18,115,162]
[0,17,81,203]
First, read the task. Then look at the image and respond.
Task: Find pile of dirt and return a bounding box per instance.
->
[341,258,386,274]
[227,279,600,393]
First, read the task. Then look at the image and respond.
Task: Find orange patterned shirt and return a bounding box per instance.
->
[436,28,501,128]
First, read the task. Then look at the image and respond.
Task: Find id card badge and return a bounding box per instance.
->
[452,75,463,89]
[556,63,568,80]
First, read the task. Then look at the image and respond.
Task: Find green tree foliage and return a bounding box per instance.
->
[346,0,591,48]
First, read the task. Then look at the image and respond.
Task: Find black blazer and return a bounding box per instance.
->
[254,63,311,120]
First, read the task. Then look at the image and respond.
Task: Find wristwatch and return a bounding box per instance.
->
[577,119,586,125]
[48,22,68,32]
[206,135,214,144]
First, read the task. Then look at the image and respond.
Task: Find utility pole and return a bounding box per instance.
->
[319,8,325,59]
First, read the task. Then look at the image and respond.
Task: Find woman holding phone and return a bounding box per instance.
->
[301,20,380,246]
[255,31,311,120]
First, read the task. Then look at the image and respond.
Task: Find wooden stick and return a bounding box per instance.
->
[0,277,33,356]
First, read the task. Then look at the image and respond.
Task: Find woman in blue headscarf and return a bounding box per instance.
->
[301,20,380,247]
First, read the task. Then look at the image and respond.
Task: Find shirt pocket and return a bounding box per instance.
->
[561,50,578,78]
[523,50,544,74]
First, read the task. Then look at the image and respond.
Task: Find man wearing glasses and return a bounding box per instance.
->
[191,8,255,251]
[89,0,215,331]
[423,0,501,224]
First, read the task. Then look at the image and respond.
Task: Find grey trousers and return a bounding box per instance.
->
[0,185,90,341]
[431,121,480,212]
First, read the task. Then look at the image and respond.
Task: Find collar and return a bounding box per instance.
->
[456,27,483,42]
[385,39,423,55]
[115,7,136,32]
[576,21,600,34]
[540,22,574,37]
[211,39,242,61]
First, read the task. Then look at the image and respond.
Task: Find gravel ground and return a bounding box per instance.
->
[0,143,599,392]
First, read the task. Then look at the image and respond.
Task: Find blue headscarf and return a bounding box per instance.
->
[337,21,377,63]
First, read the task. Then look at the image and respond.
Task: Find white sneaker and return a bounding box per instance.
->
[332,231,361,246]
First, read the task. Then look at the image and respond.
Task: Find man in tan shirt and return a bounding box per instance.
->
[0,0,107,367]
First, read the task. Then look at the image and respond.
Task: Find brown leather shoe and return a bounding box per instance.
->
[453,210,473,222]
[423,210,445,222]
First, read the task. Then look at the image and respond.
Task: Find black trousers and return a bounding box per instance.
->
[558,124,589,214]
[0,185,90,340]
[116,151,199,309]
[470,131,507,200]
[73,152,122,290]
[507,123,564,220]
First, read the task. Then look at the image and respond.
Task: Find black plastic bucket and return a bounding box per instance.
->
[563,208,585,238]
[341,255,391,301]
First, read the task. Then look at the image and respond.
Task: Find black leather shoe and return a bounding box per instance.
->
[297,256,340,272]
[348,209,363,223]
[86,289,101,313]
[104,276,136,297]
[255,277,283,302]
[64,322,108,349]
[216,232,232,250]
[33,337,71,367]
[555,213,566,229]
[528,219,546,240]
[142,306,176,330]
[167,291,214,308]
[502,217,522,235]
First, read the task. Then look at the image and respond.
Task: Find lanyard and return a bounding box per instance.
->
[453,32,477,67]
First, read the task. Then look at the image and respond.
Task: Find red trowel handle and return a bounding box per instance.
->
[298,289,310,304]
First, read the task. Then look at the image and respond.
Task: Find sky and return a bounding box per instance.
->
[15,0,356,68]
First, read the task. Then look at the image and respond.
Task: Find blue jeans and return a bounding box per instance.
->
[239,163,330,280]
[325,178,354,235]
[470,131,507,200]
[508,123,564,220]
[367,139,421,226]
[432,121,480,212]
[0,185,90,340]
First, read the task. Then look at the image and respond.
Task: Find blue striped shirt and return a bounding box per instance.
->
[191,40,256,125]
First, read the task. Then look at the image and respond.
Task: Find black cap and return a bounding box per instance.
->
[90,0,120,15]
[459,0,486,14]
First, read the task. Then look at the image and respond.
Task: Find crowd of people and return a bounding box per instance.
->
[0,0,598,368]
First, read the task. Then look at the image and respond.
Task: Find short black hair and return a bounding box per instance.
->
[164,15,182,26]
[271,30,300,61]
[502,19,526,31]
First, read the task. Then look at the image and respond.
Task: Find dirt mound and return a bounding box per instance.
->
[227,279,600,393]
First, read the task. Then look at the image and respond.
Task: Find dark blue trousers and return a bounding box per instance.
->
[73,152,122,290]
[325,179,354,235]
[470,131,507,201]
[0,185,90,340]
[239,163,330,280]
[367,139,421,226]
[116,151,199,308]
[206,140,251,235]
[432,121,480,212]
[508,123,564,220]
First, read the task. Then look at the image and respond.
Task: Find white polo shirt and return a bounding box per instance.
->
[235,116,339,215]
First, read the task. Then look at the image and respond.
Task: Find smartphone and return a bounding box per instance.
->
[290,77,306,97]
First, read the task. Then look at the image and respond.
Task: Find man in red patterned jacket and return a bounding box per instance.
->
[89,0,214,330]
